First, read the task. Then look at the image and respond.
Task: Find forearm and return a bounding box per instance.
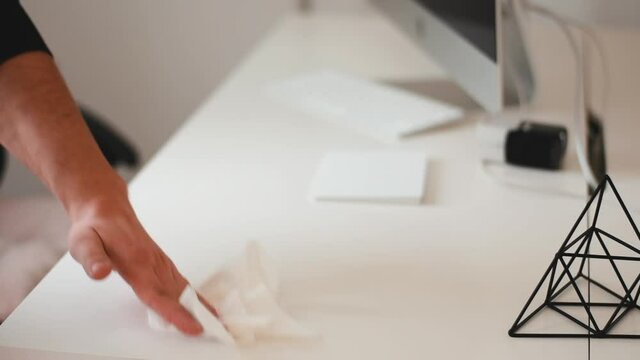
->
[0,52,127,219]
[0,9,203,336]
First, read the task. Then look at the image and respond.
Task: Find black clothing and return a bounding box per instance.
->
[0,0,51,65]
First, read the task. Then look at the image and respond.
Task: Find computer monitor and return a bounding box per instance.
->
[371,0,535,113]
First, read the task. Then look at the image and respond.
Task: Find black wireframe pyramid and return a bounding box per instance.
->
[509,175,640,338]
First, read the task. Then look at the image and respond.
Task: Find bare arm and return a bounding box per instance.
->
[0,52,202,335]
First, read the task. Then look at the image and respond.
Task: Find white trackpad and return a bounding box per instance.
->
[310,151,429,205]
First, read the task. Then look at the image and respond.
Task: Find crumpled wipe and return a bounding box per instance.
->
[148,241,317,345]
[148,285,236,345]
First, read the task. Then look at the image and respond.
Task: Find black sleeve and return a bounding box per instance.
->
[0,0,51,65]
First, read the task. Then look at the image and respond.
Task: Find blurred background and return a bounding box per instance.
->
[4,0,628,196]
[4,0,297,195]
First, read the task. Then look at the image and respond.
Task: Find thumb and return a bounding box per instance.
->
[69,226,113,280]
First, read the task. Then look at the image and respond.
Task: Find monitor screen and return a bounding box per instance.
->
[415,0,497,62]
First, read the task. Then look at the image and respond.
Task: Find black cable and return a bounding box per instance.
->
[587,211,592,360]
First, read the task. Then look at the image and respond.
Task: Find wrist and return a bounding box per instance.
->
[66,175,131,223]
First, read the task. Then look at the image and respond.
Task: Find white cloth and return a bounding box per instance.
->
[148,242,317,345]
[148,285,235,345]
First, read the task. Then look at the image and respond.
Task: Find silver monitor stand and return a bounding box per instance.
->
[371,0,535,114]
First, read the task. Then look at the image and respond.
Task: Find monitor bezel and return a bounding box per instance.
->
[371,0,534,113]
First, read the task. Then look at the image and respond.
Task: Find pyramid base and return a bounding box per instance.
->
[510,274,640,339]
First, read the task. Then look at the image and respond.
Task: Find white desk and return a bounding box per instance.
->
[2,13,640,360]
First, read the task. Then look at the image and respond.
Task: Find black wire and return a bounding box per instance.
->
[587,211,592,360]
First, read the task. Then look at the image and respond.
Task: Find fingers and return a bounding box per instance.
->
[197,292,219,317]
[145,293,203,336]
[69,227,113,280]
[68,216,204,336]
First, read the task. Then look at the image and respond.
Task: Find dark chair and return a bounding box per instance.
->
[0,106,139,185]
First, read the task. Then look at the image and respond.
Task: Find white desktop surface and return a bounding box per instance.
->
[2,13,640,360]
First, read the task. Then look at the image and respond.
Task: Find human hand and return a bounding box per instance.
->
[67,195,204,335]
[0,52,207,335]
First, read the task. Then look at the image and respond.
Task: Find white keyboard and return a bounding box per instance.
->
[267,70,464,142]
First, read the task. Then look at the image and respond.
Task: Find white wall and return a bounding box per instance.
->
[2,0,295,196]
[307,0,371,13]
[531,0,640,27]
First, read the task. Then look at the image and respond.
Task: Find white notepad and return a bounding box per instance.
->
[310,151,429,204]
